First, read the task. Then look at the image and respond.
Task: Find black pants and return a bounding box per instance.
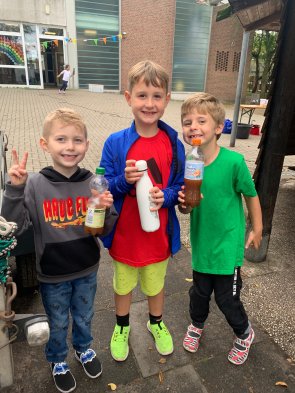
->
[60,80,68,91]
[189,268,248,336]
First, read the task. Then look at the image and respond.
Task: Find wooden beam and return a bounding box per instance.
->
[243,10,281,31]
[245,0,295,262]
[229,0,270,13]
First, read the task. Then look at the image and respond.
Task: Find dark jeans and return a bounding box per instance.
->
[60,80,68,91]
[40,271,97,363]
[189,268,249,336]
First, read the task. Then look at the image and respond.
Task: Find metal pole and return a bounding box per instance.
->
[230,30,250,147]
[0,284,14,388]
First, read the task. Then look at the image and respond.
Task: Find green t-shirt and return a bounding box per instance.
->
[190,147,257,274]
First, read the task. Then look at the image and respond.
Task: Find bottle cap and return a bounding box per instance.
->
[95,167,105,175]
[192,138,201,146]
[135,160,147,171]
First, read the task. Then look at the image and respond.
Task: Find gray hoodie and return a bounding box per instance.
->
[1,166,118,283]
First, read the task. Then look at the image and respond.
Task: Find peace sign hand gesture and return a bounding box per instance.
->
[8,149,29,186]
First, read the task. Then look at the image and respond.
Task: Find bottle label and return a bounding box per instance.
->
[184,161,204,180]
[85,207,105,228]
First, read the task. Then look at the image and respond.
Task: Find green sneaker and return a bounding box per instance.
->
[147,320,174,355]
[110,324,130,362]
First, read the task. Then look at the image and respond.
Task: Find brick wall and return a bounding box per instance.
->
[121,0,176,92]
[205,6,253,103]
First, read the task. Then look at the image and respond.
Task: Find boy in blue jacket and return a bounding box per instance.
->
[100,60,185,362]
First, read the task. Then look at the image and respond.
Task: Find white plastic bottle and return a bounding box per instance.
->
[135,160,160,232]
[85,167,109,235]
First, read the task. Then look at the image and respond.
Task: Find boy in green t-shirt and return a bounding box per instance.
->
[178,93,263,365]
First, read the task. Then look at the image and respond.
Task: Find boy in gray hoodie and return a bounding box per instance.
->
[1,108,118,393]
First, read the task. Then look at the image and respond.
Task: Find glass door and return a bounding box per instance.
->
[40,39,64,88]
[23,24,41,86]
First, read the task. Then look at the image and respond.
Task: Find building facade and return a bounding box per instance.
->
[0,0,250,102]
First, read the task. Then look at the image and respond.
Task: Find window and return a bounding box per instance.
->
[39,26,64,37]
[75,0,119,90]
[0,22,20,33]
[215,51,229,71]
[172,0,212,92]
[0,67,26,84]
[0,35,24,66]
[232,52,241,72]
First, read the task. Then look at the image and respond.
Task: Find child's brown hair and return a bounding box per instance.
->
[181,93,225,139]
[127,60,169,93]
[43,108,87,139]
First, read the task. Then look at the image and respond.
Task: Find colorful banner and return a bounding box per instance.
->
[41,33,124,49]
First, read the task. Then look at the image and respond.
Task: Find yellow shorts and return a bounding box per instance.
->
[113,258,169,296]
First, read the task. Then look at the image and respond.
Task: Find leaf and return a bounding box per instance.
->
[275,381,288,387]
[185,278,193,282]
[158,357,167,364]
[108,383,117,391]
[159,370,164,384]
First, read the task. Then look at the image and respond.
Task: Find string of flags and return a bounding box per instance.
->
[41,33,124,49]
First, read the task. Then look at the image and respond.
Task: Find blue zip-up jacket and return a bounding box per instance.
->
[100,119,185,255]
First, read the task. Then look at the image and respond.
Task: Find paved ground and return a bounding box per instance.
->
[0,87,295,392]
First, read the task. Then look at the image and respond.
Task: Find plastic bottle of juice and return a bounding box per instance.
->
[84,167,109,235]
[184,138,204,208]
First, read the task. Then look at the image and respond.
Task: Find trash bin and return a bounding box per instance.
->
[237,123,251,139]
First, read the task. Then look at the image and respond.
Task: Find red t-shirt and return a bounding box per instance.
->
[110,129,173,266]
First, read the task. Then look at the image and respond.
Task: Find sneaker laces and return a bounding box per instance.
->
[113,326,129,342]
[152,321,169,337]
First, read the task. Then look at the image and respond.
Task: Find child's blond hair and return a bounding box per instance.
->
[181,93,225,139]
[43,108,87,139]
[127,60,169,93]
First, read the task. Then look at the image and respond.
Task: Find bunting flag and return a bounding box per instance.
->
[82,33,124,44]
[40,33,124,49]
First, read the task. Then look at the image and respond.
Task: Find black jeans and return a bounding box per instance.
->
[60,80,68,91]
[189,268,248,336]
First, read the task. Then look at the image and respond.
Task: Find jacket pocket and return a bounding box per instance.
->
[40,236,100,276]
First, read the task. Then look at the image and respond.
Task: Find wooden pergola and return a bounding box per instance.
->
[227,0,295,261]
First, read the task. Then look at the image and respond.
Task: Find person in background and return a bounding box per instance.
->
[178,92,263,366]
[57,64,74,94]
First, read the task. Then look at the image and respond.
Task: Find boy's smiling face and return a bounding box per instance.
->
[182,109,223,147]
[40,120,89,177]
[124,77,170,136]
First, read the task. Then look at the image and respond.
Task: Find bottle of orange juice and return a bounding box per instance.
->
[184,138,204,208]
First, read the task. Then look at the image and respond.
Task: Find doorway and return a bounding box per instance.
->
[40,39,64,88]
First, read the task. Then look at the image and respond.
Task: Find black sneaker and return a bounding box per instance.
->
[75,349,102,378]
[51,362,76,393]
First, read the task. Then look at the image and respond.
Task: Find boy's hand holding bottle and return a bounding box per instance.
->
[124,160,164,210]
[124,159,143,184]
[85,167,114,236]
[8,149,29,186]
